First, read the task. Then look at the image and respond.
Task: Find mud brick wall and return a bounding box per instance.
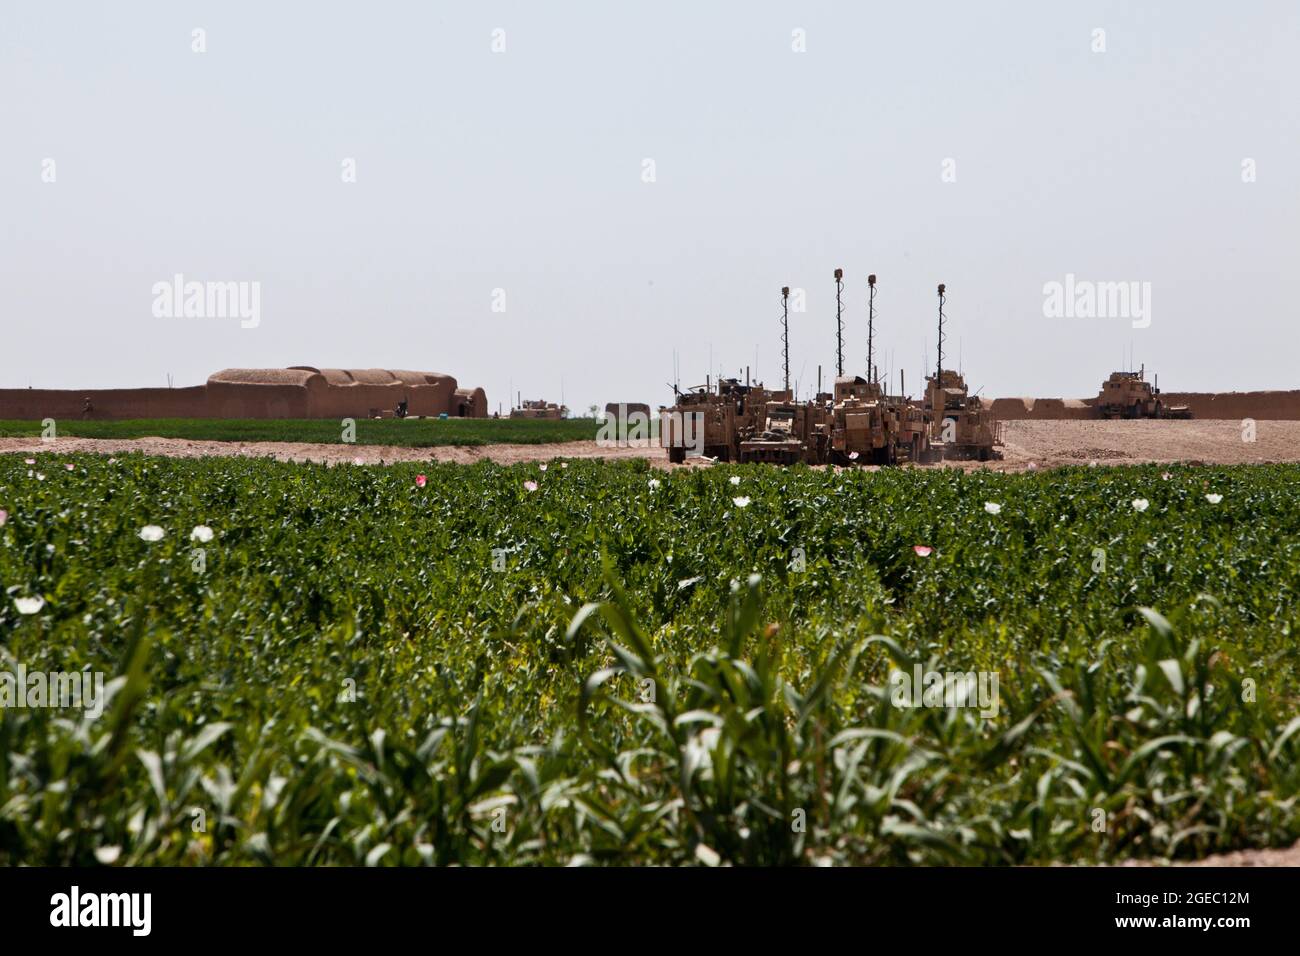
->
[990,392,1300,421]
[0,369,486,421]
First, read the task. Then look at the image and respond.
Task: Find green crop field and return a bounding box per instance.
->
[1,454,1297,866]
[0,416,600,447]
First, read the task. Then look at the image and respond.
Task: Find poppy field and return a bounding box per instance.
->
[1,453,1297,865]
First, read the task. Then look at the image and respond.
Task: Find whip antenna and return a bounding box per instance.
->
[781,286,791,392]
[867,274,877,385]
[936,283,946,384]
[834,268,845,377]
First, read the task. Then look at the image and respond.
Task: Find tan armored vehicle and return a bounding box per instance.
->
[823,273,935,467]
[739,398,831,465]
[884,392,934,464]
[799,401,833,464]
[925,370,1001,461]
[739,402,805,465]
[828,375,932,466]
[1095,367,1192,419]
[510,399,567,420]
[710,280,837,467]
[829,376,890,464]
[922,283,1002,462]
[660,378,771,464]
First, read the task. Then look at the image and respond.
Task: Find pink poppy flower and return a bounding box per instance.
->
[913,545,933,557]
[24,458,35,465]
[65,463,75,472]
[415,474,427,488]
[524,480,539,492]
[0,509,7,527]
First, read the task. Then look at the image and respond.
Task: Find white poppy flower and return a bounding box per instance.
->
[14,596,45,615]
[139,525,165,542]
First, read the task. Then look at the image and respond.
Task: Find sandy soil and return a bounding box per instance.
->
[991,420,1300,471]
[3,420,1296,471]
[1121,841,1300,867]
[0,436,660,466]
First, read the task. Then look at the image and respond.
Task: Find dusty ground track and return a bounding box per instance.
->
[3,420,1298,470]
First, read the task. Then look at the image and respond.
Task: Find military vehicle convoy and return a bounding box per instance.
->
[661,275,1005,467]
[1094,367,1192,420]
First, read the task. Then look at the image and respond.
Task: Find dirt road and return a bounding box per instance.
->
[0,436,658,466]
[2,420,1297,470]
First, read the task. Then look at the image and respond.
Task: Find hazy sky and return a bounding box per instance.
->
[2,1,1297,413]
